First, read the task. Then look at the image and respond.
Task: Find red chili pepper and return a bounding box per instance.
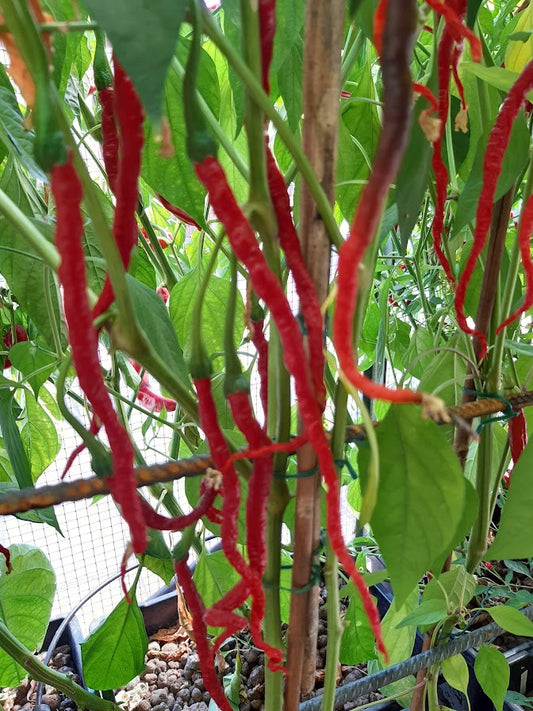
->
[227,390,285,671]
[373,0,389,56]
[139,478,218,531]
[203,577,249,651]
[266,148,325,408]
[52,152,146,554]
[93,58,145,319]
[496,195,533,333]
[332,0,422,407]
[174,554,233,711]
[130,360,176,412]
[258,0,276,93]
[194,156,388,659]
[98,87,119,193]
[509,409,527,465]
[424,0,481,61]
[249,316,269,421]
[455,62,533,359]
[0,544,12,574]
[156,285,170,304]
[156,193,201,230]
[3,324,28,369]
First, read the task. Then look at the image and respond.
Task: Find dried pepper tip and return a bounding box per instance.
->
[0,544,12,574]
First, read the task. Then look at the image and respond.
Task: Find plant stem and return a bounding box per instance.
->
[199,5,342,248]
[466,425,493,572]
[0,619,118,711]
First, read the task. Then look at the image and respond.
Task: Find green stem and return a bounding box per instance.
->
[0,189,60,272]
[42,266,63,358]
[200,6,342,248]
[239,0,276,239]
[137,203,178,289]
[0,619,118,711]
[466,425,493,572]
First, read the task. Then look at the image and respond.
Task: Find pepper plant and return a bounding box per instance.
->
[0,1,532,710]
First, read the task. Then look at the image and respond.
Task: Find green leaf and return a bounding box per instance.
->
[127,275,190,390]
[336,62,380,221]
[0,545,56,686]
[20,391,61,481]
[339,588,378,664]
[169,270,244,364]
[418,337,468,408]
[81,0,187,123]
[487,605,533,637]
[487,437,533,559]
[441,654,470,699]
[474,645,509,711]
[453,112,530,238]
[8,343,57,398]
[0,389,32,488]
[0,88,44,180]
[81,588,148,689]
[396,94,434,254]
[396,599,448,629]
[461,63,533,103]
[277,40,303,131]
[423,567,477,614]
[193,550,243,636]
[140,528,174,586]
[358,405,466,604]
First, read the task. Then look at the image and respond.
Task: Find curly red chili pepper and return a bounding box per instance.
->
[139,479,218,531]
[332,0,422,406]
[258,0,276,93]
[61,414,101,480]
[52,152,146,554]
[174,555,233,711]
[424,0,481,61]
[496,195,533,333]
[248,315,269,421]
[455,61,533,359]
[156,193,201,230]
[194,156,388,659]
[93,58,145,319]
[373,0,388,56]
[98,86,119,193]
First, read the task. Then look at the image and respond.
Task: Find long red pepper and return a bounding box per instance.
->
[194,156,388,659]
[332,0,423,406]
[373,0,388,56]
[249,316,269,421]
[228,390,285,671]
[52,152,145,554]
[455,62,533,359]
[93,58,145,319]
[131,361,177,413]
[266,148,326,408]
[258,0,276,93]
[496,194,533,333]
[174,555,232,711]
[61,414,101,480]
[98,86,119,194]
[139,479,217,531]
[424,0,481,61]
[156,192,201,230]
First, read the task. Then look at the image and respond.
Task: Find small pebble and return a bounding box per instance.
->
[187,703,208,711]
[190,687,203,703]
[161,643,179,658]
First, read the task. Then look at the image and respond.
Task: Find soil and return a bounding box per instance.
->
[0,644,81,711]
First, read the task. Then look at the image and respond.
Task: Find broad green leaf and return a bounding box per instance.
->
[423,567,477,614]
[339,589,377,664]
[419,338,468,409]
[486,437,533,559]
[396,95,434,254]
[487,605,533,637]
[441,654,470,700]
[270,0,305,75]
[8,343,57,398]
[0,389,32,488]
[0,545,56,686]
[20,391,61,481]
[453,113,530,239]
[81,0,186,123]
[81,588,148,689]
[221,0,245,137]
[133,247,157,291]
[277,40,303,131]
[0,162,64,349]
[461,63,533,103]
[170,270,244,364]
[193,550,243,636]
[474,645,509,711]
[127,275,190,390]
[336,62,380,221]
[0,88,44,180]
[140,528,174,586]
[396,599,448,629]
[359,405,465,604]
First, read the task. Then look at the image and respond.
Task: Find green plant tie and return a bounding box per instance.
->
[462,388,516,433]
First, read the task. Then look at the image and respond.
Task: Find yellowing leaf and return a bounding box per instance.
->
[505,6,533,75]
